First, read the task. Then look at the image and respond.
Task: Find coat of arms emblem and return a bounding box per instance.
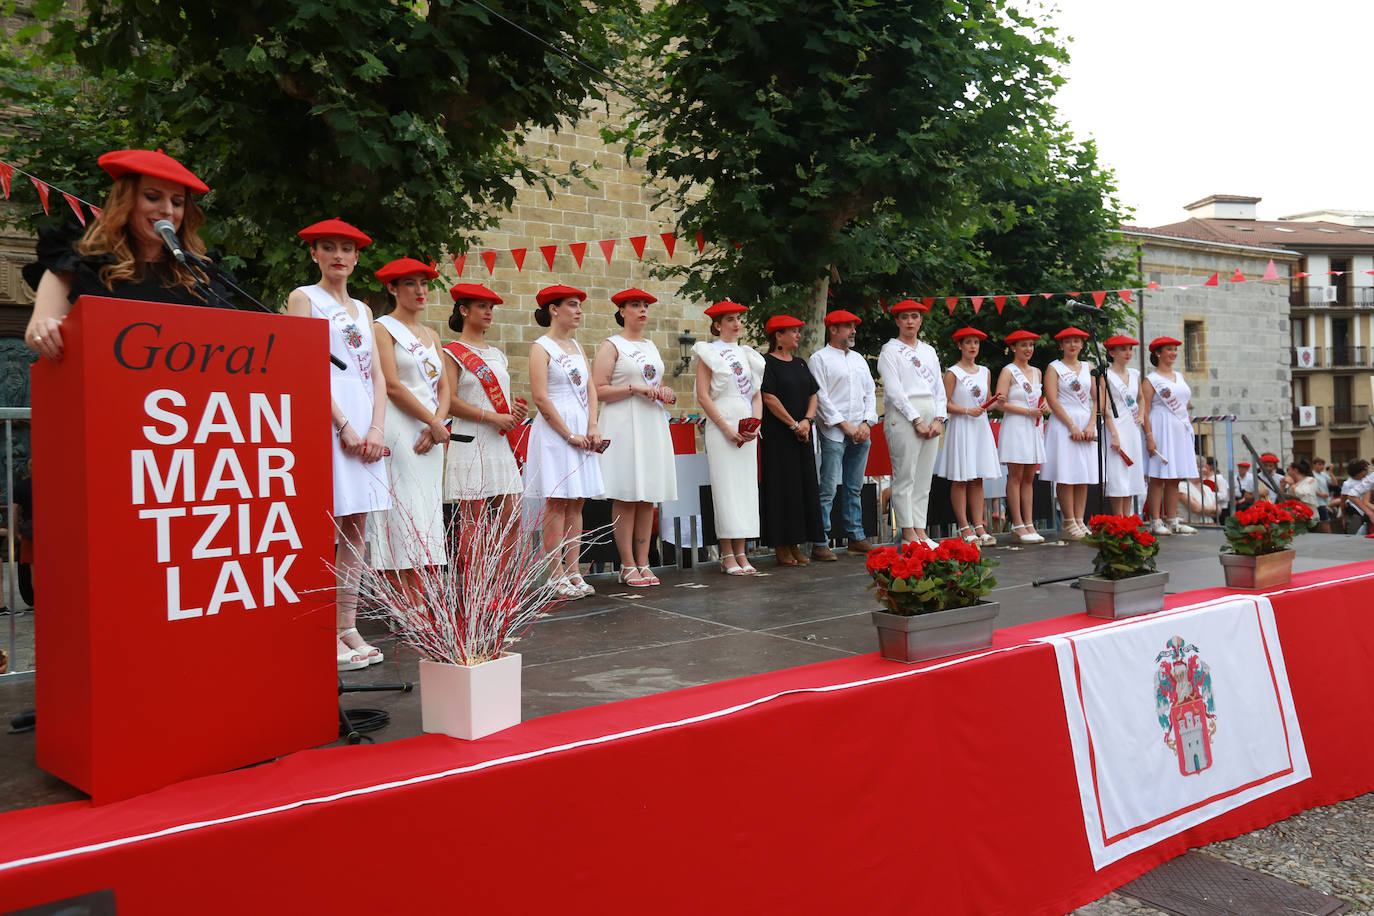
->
[1154,636,1216,776]
[643,364,657,381]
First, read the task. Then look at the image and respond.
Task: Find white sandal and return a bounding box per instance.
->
[337,638,368,671]
[958,525,978,544]
[568,572,596,596]
[973,525,997,547]
[735,553,758,574]
[1167,518,1197,535]
[339,627,382,665]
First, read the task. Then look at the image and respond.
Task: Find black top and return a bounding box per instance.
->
[24,224,240,310]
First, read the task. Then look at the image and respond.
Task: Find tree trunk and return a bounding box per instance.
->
[804,272,830,355]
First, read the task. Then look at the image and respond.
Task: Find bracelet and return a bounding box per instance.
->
[336,418,350,434]
[479,409,486,423]
[566,433,575,443]
[789,421,799,431]
[369,425,383,434]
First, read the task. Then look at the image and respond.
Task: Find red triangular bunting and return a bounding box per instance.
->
[62,192,86,226]
[1147,280,1160,289]
[879,298,889,310]
[481,251,498,275]
[88,206,102,221]
[630,236,647,259]
[1230,268,1245,283]
[569,242,587,267]
[1203,272,1219,286]
[1294,271,1309,278]
[970,296,984,314]
[994,295,1007,314]
[945,296,959,315]
[695,232,705,254]
[1016,294,1030,307]
[1091,290,1107,307]
[510,248,527,272]
[1067,292,1080,298]
[1118,289,1133,304]
[540,245,558,270]
[921,297,935,311]
[1331,269,1345,276]
[0,163,11,199]
[598,239,616,263]
[732,240,741,250]
[1041,293,1053,300]
[1263,259,1279,281]
[660,233,677,258]
[452,254,466,275]
[30,177,49,214]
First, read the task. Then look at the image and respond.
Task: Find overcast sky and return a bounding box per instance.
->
[1045,0,1374,227]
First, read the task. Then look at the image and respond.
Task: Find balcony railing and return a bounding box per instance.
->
[1329,404,1370,427]
[1289,346,1372,368]
[1289,288,1374,309]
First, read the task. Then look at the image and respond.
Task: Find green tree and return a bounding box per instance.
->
[632,0,1134,356]
[1,0,642,304]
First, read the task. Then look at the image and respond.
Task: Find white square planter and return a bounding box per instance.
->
[418,653,522,741]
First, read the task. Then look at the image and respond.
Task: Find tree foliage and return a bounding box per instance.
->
[1,0,641,304]
[631,0,1136,362]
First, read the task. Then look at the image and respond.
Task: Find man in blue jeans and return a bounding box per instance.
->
[808,309,878,558]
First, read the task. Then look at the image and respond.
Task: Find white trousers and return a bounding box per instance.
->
[885,396,940,529]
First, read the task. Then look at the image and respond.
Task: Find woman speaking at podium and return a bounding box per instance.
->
[24,148,235,360]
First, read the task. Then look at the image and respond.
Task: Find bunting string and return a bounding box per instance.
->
[0,157,103,223]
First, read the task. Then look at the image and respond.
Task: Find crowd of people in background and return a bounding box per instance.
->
[17,150,1374,674]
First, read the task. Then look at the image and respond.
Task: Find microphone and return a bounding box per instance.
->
[153,219,187,263]
[1066,300,1108,316]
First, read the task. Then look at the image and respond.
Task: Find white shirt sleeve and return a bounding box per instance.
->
[859,354,878,426]
[930,346,948,420]
[878,345,916,423]
[809,349,841,428]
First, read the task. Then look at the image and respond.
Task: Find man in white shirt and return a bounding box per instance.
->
[1234,461,1255,511]
[808,309,879,557]
[1340,459,1373,535]
[1311,457,1333,523]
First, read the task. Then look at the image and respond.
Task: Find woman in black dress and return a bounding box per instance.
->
[759,314,824,566]
[26,148,234,358]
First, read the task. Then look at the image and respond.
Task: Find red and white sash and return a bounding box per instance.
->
[712,340,755,407]
[305,285,374,404]
[444,340,511,415]
[1148,371,1190,424]
[538,336,588,410]
[1106,368,1141,424]
[897,341,941,400]
[377,314,441,407]
[1053,359,1092,411]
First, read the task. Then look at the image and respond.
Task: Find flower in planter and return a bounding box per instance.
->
[1222,499,1315,556]
[1082,514,1159,581]
[865,538,998,616]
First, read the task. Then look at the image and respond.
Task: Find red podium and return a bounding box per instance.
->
[30,297,339,803]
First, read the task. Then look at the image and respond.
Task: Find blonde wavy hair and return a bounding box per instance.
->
[77,174,212,297]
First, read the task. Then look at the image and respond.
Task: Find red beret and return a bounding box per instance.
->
[298,218,372,247]
[375,257,439,283]
[1003,330,1040,344]
[1260,453,1280,464]
[611,287,657,306]
[951,326,987,341]
[890,299,928,314]
[1238,461,1251,468]
[824,309,861,326]
[450,283,502,304]
[97,148,209,194]
[537,284,587,307]
[704,300,747,318]
[1149,336,1183,351]
[1054,326,1090,341]
[1104,335,1140,348]
[764,315,805,334]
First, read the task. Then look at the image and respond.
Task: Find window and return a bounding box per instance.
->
[1292,439,1314,462]
[1330,437,1360,469]
[1183,320,1205,371]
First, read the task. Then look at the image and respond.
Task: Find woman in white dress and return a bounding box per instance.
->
[285,218,389,670]
[442,283,527,543]
[1099,335,1147,516]
[1042,326,1099,540]
[526,285,604,598]
[877,300,946,548]
[592,288,678,587]
[1141,336,1197,536]
[934,327,1003,546]
[693,301,764,575]
[994,330,1049,543]
[370,258,450,587]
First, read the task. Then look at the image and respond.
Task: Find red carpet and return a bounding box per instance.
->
[2,560,1373,915]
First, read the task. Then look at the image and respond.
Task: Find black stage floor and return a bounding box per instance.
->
[2,529,1370,815]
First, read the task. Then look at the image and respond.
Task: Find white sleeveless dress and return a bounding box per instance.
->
[523,336,605,500]
[442,343,523,500]
[300,285,390,517]
[1146,370,1195,480]
[1042,359,1099,485]
[693,340,765,539]
[1103,367,1147,497]
[368,316,446,569]
[934,365,1002,481]
[996,363,1045,465]
[597,336,678,503]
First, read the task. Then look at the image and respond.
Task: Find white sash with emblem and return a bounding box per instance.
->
[376,314,441,408]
